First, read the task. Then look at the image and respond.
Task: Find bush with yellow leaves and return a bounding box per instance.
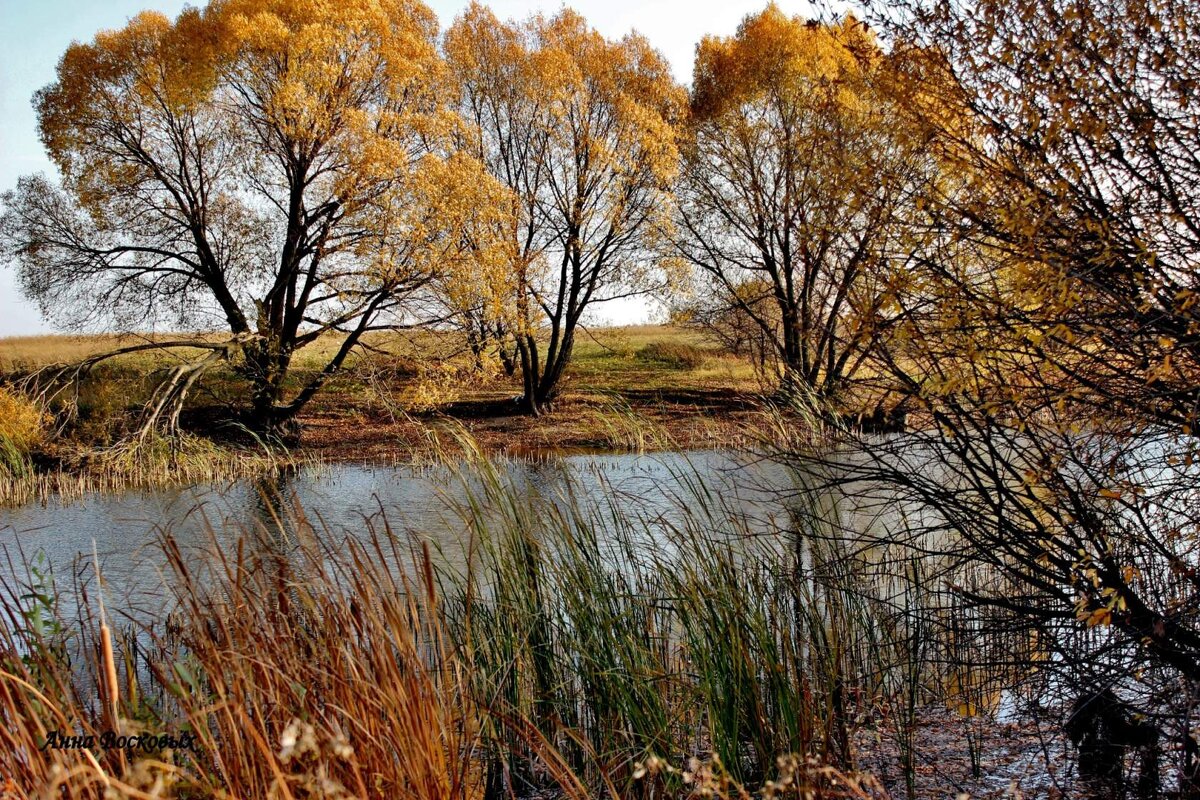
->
[0,385,48,476]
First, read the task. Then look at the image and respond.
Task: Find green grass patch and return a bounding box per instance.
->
[635,339,710,370]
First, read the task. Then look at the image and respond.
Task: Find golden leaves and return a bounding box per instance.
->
[445,4,685,326]
[40,10,212,179]
[212,0,445,145]
[691,6,877,121]
[33,0,519,342]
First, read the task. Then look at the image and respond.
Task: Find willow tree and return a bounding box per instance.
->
[0,0,507,434]
[868,0,1200,668]
[673,7,932,408]
[445,5,684,415]
[810,0,1200,786]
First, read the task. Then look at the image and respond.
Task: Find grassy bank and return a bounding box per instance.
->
[0,326,780,504]
[0,327,765,445]
[0,450,1044,799]
[297,325,770,459]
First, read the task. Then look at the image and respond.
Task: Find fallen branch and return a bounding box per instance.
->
[14,334,257,436]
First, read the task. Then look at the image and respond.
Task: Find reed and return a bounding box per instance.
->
[429,447,956,795]
[1,522,493,798]
[0,427,301,507]
[0,447,1025,798]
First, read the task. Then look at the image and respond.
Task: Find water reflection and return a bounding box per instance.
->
[0,449,797,626]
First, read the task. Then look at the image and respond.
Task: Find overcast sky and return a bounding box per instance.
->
[0,0,823,338]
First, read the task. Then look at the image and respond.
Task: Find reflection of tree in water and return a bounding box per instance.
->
[239,469,324,616]
[248,471,297,544]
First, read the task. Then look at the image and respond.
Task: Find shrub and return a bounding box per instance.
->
[0,386,47,475]
[0,386,47,451]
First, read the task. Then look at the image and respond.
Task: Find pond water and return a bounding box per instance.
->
[0,445,1052,787]
[0,449,820,624]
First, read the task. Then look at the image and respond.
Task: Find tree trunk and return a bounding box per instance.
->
[243,339,297,438]
[466,324,487,373]
[498,340,517,377]
[515,334,541,417]
[533,326,575,411]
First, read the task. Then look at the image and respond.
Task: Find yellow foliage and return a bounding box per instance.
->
[400,360,491,413]
[446,2,685,356]
[678,6,938,398]
[0,387,48,453]
[212,0,443,143]
[692,5,877,119]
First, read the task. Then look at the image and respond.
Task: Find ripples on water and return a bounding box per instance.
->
[0,450,802,624]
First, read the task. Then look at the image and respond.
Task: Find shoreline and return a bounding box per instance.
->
[0,388,793,507]
[0,325,883,505]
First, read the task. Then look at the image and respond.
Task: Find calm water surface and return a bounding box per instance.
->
[0,449,810,622]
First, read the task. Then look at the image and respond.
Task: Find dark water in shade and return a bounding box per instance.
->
[0,449,806,624]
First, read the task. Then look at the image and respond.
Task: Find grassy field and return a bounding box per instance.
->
[0,332,228,373]
[0,325,769,463]
[301,324,774,459]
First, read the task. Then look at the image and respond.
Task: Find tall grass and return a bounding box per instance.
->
[1,527,487,798]
[0,386,47,481]
[426,448,994,796]
[0,449,1023,798]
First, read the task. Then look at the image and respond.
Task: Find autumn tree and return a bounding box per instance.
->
[426,207,520,375]
[808,0,1200,786]
[672,6,933,411]
[445,4,684,415]
[0,0,507,434]
[874,0,1200,673]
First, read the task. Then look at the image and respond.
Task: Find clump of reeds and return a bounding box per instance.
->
[0,427,300,507]
[155,531,488,799]
[0,524,494,798]
[428,447,948,796]
[0,445,1029,798]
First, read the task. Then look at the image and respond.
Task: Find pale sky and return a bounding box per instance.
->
[0,0,823,337]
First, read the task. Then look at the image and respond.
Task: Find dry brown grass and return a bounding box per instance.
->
[0,334,125,371]
[0,435,299,507]
[0,333,229,373]
[0,326,756,382]
[0,487,898,800]
[0,529,492,799]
